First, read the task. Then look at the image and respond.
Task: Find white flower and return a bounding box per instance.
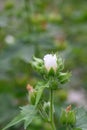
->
[5,35,15,45]
[43,54,57,72]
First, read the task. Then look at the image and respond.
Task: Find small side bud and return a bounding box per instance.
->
[66,105,72,112]
[60,105,76,125]
[27,84,34,93]
[67,110,76,125]
[26,84,36,105]
[60,109,67,124]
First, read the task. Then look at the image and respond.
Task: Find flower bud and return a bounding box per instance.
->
[60,105,76,125]
[60,109,67,124]
[67,111,76,125]
[66,105,72,112]
[66,105,76,125]
[43,54,57,73]
[26,84,36,105]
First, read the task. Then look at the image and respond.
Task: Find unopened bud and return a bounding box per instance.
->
[26,84,34,93]
[26,84,36,105]
[60,109,67,124]
[67,110,76,125]
[43,54,57,72]
[66,105,72,112]
[60,105,76,125]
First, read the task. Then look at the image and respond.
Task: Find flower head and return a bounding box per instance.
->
[43,54,57,72]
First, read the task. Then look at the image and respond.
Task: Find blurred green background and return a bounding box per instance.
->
[0,0,87,130]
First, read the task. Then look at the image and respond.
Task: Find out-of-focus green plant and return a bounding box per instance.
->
[0,0,87,130]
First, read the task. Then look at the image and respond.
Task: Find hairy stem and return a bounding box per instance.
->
[50,89,56,130]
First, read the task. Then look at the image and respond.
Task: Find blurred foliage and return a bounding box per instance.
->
[0,0,87,130]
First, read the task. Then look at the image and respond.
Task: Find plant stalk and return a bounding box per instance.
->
[50,89,56,130]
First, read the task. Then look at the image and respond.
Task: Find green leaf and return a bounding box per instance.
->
[20,105,37,129]
[35,82,49,106]
[75,107,87,130]
[2,114,23,130]
[35,87,44,106]
[2,105,37,130]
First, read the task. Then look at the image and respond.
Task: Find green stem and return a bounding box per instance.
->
[50,89,56,130]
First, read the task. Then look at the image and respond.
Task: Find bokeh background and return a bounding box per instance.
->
[0,0,87,130]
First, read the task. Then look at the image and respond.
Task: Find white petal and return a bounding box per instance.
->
[43,54,57,71]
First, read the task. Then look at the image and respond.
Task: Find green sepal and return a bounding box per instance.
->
[60,109,67,124]
[29,91,36,105]
[67,111,76,125]
[49,77,59,90]
[47,68,56,77]
[31,56,44,74]
[58,72,71,84]
[60,109,76,125]
[57,57,64,71]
